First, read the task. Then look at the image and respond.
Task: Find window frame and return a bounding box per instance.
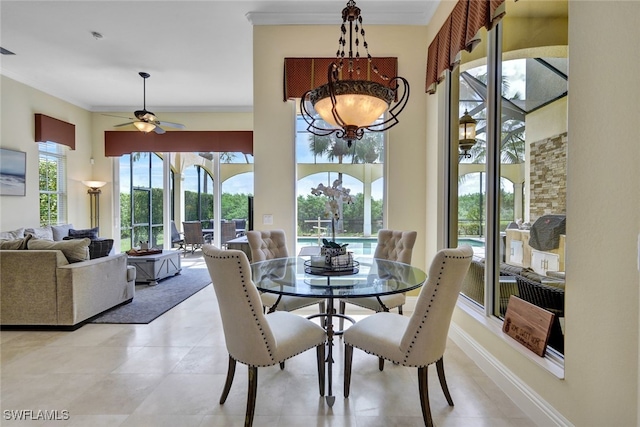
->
[38,141,67,226]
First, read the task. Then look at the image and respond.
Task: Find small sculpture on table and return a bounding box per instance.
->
[309,179,356,274]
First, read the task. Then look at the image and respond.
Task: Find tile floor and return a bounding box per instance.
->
[0,252,537,426]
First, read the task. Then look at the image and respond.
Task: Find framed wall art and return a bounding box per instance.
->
[0,148,27,196]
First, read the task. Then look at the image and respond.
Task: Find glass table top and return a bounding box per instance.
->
[250,257,427,299]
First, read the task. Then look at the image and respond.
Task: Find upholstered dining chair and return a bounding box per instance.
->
[182,221,205,255]
[202,245,326,427]
[338,229,417,326]
[343,246,473,427]
[246,229,325,314]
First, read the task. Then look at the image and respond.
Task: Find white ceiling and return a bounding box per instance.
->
[0,1,440,114]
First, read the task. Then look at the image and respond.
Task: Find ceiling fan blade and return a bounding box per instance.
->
[114,122,135,127]
[158,121,186,129]
[103,113,135,120]
[154,126,166,135]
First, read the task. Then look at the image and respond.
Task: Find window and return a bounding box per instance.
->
[119,152,171,251]
[38,141,67,225]
[296,114,385,255]
[450,0,568,357]
[119,151,254,251]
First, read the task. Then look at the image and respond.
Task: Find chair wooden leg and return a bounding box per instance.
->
[338,300,346,332]
[316,343,325,396]
[245,366,258,427]
[398,305,403,315]
[344,344,353,397]
[279,361,285,370]
[220,355,236,404]
[319,301,326,328]
[379,357,384,371]
[436,357,454,406]
[418,366,433,427]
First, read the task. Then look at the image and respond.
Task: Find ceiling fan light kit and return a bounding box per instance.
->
[113,71,185,134]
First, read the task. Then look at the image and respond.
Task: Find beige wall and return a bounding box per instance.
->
[253,24,429,270]
[434,1,640,426]
[0,76,94,231]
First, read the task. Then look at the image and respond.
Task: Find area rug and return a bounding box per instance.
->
[91,266,212,324]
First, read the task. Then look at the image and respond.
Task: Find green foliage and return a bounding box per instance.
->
[221,193,250,220]
[297,193,383,236]
[458,189,516,236]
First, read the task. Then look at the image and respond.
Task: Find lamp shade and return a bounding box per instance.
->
[82,180,107,189]
[312,81,393,128]
[134,121,156,133]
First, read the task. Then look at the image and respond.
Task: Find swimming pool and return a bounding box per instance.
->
[297,236,377,256]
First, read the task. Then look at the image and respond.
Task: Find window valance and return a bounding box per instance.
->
[35,114,76,150]
[104,131,253,157]
[426,0,506,94]
[283,57,398,101]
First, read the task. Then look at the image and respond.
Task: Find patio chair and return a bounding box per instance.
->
[202,245,326,427]
[515,275,565,353]
[182,221,205,255]
[170,220,184,250]
[343,246,473,427]
[221,221,237,248]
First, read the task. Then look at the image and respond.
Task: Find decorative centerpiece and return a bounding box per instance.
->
[307,179,357,274]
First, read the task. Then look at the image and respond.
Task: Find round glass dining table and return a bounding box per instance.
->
[250,256,427,406]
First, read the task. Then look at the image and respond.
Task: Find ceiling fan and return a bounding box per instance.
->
[113,72,185,134]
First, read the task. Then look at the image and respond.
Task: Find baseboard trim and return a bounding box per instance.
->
[448,322,573,427]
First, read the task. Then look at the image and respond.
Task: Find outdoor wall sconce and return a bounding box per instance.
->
[459,109,477,159]
[82,180,107,229]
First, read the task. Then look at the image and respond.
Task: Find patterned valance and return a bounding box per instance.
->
[426,0,506,94]
[284,57,398,101]
[104,131,253,157]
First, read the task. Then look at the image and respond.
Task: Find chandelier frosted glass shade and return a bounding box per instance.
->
[301,73,409,145]
[311,80,395,128]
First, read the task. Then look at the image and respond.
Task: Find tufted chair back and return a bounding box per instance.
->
[246,230,289,262]
[399,245,473,366]
[202,244,278,366]
[374,229,417,264]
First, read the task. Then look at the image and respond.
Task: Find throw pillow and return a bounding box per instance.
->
[51,223,75,241]
[0,234,32,250]
[68,227,99,240]
[27,237,90,263]
[25,225,54,241]
[0,227,25,240]
[88,238,114,259]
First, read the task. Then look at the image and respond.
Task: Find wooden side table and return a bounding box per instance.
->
[127,250,182,286]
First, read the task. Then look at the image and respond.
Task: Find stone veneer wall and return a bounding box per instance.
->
[529,132,567,221]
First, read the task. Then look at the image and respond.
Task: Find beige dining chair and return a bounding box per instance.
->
[246,229,326,313]
[202,245,326,427]
[343,245,473,427]
[339,229,417,325]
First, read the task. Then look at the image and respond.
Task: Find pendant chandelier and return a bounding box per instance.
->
[300,0,410,148]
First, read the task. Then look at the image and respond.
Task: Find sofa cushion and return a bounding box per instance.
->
[51,223,74,241]
[0,227,25,240]
[28,237,90,263]
[25,226,54,241]
[68,227,99,240]
[88,238,114,259]
[0,234,32,250]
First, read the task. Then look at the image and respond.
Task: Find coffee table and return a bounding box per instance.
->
[127,250,182,286]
